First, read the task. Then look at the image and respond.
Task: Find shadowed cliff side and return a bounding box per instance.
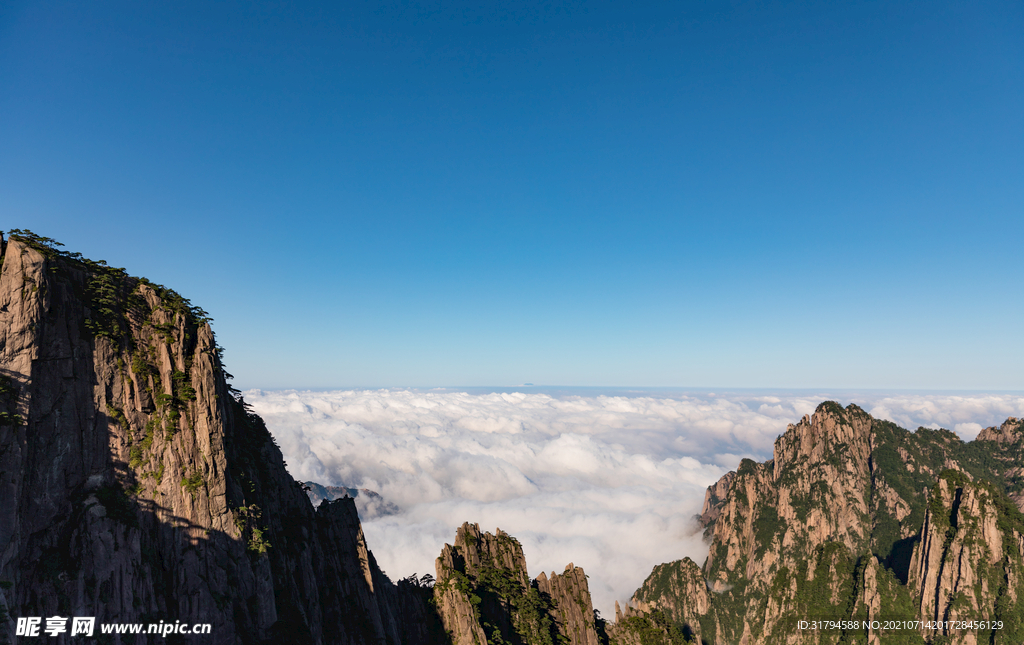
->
[0,232,443,645]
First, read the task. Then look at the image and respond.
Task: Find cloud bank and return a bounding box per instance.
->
[244,388,1024,615]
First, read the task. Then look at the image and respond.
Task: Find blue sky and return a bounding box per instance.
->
[2,0,1022,389]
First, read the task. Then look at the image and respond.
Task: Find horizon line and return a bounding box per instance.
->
[238,385,1024,394]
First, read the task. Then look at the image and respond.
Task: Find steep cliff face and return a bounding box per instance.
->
[629,402,1024,645]
[909,472,1024,644]
[433,523,600,645]
[697,473,735,541]
[0,233,436,645]
[535,565,599,645]
[630,558,710,643]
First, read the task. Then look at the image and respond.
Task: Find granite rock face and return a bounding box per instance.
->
[535,564,600,645]
[433,523,600,645]
[628,403,1024,644]
[909,472,1024,645]
[0,234,438,645]
[697,473,735,541]
[629,558,710,644]
[975,418,1024,512]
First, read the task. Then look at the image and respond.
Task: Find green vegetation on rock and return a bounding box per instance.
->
[629,402,1024,645]
[181,471,204,497]
[609,610,689,645]
[0,375,23,427]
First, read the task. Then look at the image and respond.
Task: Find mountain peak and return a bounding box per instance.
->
[977,416,1024,444]
[635,404,1024,644]
[433,524,599,645]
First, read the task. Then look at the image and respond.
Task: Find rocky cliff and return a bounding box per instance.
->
[696,473,735,542]
[975,418,1024,511]
[0,232,439,645]
[432,523,600,645]
[535,565,599,645]
[908,471,1024,644]
[629,558,710,643]
[628,402,1024,645]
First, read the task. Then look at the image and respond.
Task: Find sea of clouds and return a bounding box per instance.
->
[244,388,1024,615]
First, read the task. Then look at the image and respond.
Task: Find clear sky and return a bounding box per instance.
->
[2,0,1022,389]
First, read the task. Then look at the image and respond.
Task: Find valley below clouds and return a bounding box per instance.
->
[245,388,1024,615]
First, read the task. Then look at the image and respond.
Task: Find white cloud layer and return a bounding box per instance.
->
[244,388,1024,616]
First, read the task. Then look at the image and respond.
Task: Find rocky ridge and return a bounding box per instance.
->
[432,523,600,645]
[629,558,710,643]
[627,403,1024,644]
